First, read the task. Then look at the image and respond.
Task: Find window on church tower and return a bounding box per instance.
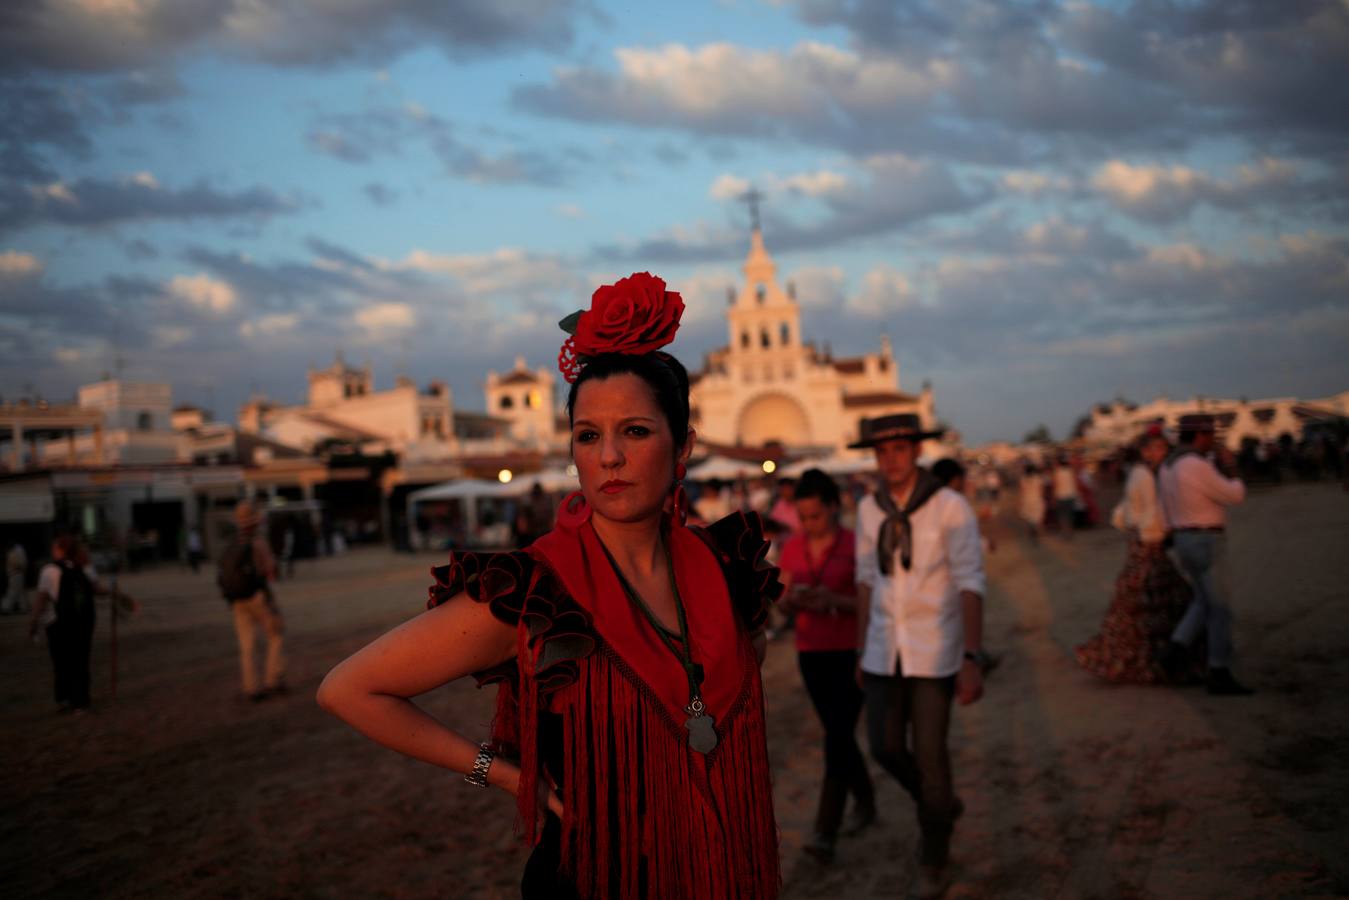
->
[760,328,770,348]
[756,284,766,304]
[780,322,790,345]
[741,330,750,349]
[500,395,514,410]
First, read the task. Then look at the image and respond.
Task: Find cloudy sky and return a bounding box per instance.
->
[3,0,1347,444]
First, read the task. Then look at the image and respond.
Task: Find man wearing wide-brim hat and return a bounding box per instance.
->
[219,500,286,702]
[1157,413,1254,695]
[849,413,985,898]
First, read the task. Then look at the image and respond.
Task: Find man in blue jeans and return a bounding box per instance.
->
[1158,414,1253,695]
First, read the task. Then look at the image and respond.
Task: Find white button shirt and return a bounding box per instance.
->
[855,487,986,678]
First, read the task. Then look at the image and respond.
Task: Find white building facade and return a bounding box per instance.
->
[688,227,938,454]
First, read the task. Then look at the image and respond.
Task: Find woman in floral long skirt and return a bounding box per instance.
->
[1076,427,1193,683]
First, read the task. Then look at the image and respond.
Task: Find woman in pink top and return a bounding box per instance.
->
[778,468,876,864]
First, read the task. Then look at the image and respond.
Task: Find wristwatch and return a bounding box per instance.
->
[963,649,990,669]
[463,742,496,788]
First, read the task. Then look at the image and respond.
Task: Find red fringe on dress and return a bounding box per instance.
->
[493,631,779,899]
[555,641,779,899]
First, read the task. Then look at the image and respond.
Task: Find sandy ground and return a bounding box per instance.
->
[2,482,1345,899]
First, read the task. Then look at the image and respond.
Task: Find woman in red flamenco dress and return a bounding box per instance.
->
[319,272,783,899]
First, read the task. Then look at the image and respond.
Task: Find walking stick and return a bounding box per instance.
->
[109,573,118,701]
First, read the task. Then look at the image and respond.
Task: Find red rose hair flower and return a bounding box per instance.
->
[557,272,685,383]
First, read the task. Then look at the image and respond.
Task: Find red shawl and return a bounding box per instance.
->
[432,495,782,898]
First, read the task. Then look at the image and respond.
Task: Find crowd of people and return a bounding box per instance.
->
[317,274,991,899]
[14,272,1291,897]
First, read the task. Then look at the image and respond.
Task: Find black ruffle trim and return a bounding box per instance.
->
[428,550,595,694]
[694,510,785,634]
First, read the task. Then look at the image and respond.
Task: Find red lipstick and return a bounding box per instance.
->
[600,479,633,494]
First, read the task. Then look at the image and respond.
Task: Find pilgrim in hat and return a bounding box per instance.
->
[847,413,944,449]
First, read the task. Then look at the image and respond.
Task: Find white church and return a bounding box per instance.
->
[486,223,940,457]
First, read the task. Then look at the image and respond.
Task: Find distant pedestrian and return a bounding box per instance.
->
[186,527,204,574]
[693,478,731,524]
[1018,465,1047,543]
[28,537,127,712]
[778,468,876,865]
[4,541,27,614]
[1051,457,1080,536]
[280,525,296,579]
[1158,414,1252,695]
[768,477,801,536]
[218,502,286,701]
[1077,427,1193,683]
[931,457,966,494]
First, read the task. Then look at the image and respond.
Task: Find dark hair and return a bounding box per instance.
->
[931,457,965,487]
[566,351,691,447]
[793,468,840,506]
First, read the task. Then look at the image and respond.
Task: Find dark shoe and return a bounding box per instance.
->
[909,863,951,899]
[248,691,270,703]
[841,804,878,837]
[802,832,836,865]
[266,682,290,698]
[1158,640,1188,680]
[1206,668,1255,696]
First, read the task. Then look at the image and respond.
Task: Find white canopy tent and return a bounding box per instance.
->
[777,453,875,478]
[687,454,768,481]
[406,468,579,551]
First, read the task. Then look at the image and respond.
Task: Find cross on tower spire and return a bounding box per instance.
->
[741,186,763,233]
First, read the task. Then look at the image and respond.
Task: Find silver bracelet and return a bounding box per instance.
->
[463,742,495,788]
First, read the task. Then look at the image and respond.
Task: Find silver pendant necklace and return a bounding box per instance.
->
[598,536,717,755]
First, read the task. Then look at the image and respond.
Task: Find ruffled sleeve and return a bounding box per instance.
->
[427,549,595,695]
[693,511,785,633]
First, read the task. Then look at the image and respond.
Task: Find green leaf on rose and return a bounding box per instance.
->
[558,310,583,334]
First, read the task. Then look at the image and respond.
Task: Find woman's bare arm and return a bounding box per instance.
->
[316,594,554,806]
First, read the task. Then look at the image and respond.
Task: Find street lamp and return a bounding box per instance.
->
[498,468,513,484]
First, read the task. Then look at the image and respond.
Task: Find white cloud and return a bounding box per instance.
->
[788,265,847,309]
[1001,170,1074,194]
[168,273,238,314]
[153,325,193,347]
[1092,157,1305,222]
[0,250,43,277]
[129,170,159,189]
[239,313,300,339]
[852,266,916,317]
[554,203,585,219]
[398,247,581,299]
[355,301,415,333]
[1093,160,1200,204]
[53,347,84,364]
[773,169,849,198]
[709,174,750,200]
[32,182,77,205]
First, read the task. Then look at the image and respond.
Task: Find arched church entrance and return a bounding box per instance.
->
[735,392,812,447]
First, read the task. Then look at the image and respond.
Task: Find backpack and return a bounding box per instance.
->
[55,560,95,623]
[218,540,266,602]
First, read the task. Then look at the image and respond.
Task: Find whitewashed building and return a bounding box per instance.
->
[688,226,938,455]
